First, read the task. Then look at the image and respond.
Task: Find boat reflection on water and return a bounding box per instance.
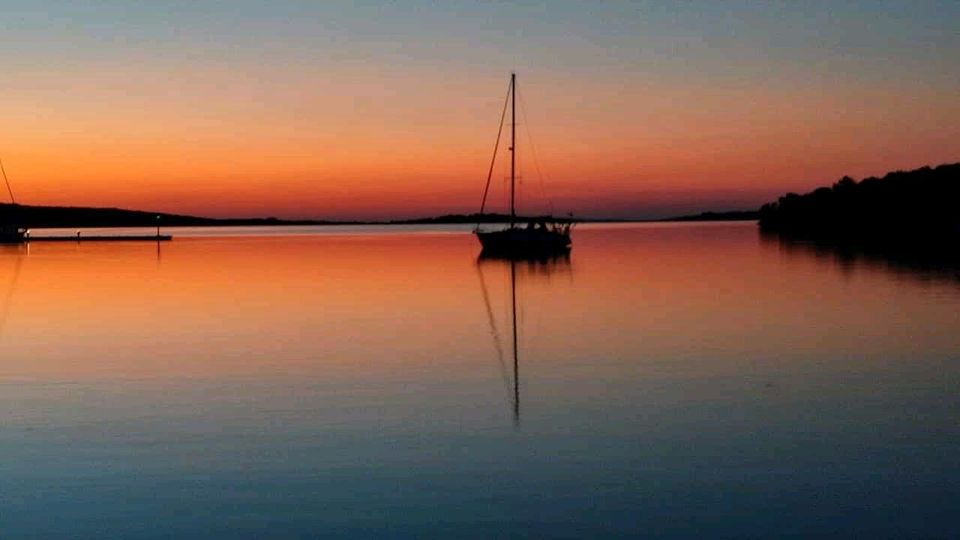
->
[476,252,572,427]
[0,246,24,341]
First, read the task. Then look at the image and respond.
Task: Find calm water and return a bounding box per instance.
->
[2,223,959,538]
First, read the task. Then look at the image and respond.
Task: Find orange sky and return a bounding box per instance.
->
[1,3,958,219]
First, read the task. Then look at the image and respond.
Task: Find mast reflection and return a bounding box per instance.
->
[476,252,571,427]
[0,246,25,341]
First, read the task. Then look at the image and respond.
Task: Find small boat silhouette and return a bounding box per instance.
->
[0,158,27,244]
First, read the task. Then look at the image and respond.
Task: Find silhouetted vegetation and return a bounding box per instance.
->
[0,203,337,229]
[759,163,960,241]
[399,211,761,224]
[395,213,577,224]
[0,204,590,228]
[0,203,762,229]
[759,162,960,279]
[664,210,759,222]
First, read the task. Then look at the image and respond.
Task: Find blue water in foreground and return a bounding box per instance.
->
[1,223,958,538]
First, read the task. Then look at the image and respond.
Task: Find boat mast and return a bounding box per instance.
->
[510,72,516,229]
[0,158,16,204]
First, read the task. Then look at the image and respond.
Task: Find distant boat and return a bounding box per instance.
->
[0,158,27,244]
[0,227,26,245]
[474,73,572,258]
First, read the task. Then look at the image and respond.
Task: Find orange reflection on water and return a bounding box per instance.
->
[1,224,958,383]
[0,234,488,380]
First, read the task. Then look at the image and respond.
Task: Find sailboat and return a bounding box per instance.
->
[474,73,572,258]
[0,158,27,244]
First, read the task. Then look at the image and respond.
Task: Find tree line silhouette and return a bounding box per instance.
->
[0,206,589,229]
[759,162,960,241]
[0,203,340,229]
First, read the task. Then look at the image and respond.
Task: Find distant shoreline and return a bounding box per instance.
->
[1,203,758,230]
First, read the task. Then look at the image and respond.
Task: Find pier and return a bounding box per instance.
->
[26,234,173,242]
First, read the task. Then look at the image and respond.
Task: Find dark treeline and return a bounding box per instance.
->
[398,212,762,224]
[0,204,595,228]
[664,210,758,222]
[0,205,588,229]
[0,203,335,229]
[759,162,960,276]
[758,162,960,240]
[394,213,578,224]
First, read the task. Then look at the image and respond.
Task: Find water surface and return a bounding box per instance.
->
[2,223,958,538]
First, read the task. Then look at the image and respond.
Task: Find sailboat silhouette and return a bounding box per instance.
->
[0,158,27,244]
[474,73,573,258]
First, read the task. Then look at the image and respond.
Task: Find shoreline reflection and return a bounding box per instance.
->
[760,230,960,284]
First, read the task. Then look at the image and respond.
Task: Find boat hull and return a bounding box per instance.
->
[475,227,571,258]
[0,227,26,244]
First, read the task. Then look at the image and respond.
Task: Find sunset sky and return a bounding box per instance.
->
[1,1,958,220]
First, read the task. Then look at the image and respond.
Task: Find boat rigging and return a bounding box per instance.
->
[474,73,573,258]
[0,157,26,244]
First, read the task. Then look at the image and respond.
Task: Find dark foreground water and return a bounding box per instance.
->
[2,223,958,538]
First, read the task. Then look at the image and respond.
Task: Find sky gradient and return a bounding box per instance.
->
[1,1,958,219]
